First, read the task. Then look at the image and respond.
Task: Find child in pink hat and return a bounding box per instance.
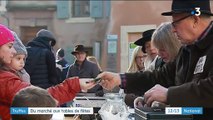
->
[9,31,31,83]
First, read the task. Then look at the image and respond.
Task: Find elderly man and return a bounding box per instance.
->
[97,0,213,119]
[67,45,102,93]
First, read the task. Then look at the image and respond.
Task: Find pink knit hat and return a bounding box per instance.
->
[0,24,14,46]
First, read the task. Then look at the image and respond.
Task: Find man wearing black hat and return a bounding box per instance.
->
[67,45,102,93]
[134,29,164,71]
[97,0,213,119]
[67,45,103,119]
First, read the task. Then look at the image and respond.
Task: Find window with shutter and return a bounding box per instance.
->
[69,0,102,23]
[57,0,107,23]
[56,1,70,19]
[72,0,90,17]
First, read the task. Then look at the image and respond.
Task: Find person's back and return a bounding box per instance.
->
[11,86,57,120]
[56,59,69,82]
[25,29,59,89]
[56,48,69,83]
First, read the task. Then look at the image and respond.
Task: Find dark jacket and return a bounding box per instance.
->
[25,37,59,89]
[67,59,100,78]
[124,23,213,119]
[67,59,102,93]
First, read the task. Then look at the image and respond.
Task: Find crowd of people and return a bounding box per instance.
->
[0,24,95,119]
[97,0,213,119]
[0,0,213,120]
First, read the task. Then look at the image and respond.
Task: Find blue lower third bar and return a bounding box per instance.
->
[182,107,203,115]
[10,107,28,114]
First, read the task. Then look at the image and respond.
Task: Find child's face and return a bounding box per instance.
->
[10,54,26,71]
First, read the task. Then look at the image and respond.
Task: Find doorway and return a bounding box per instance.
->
[20,26,47,45]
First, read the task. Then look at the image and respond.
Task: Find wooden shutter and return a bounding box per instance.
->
[105,0,111,17]
[56,0,70,19]
[90,1,103,18]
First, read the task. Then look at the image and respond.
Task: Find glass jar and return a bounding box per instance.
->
[98,93,129,120]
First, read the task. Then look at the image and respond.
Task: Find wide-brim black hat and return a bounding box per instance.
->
[162,0,213,16]
[134,29,155,53]
[71,45,87,55]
